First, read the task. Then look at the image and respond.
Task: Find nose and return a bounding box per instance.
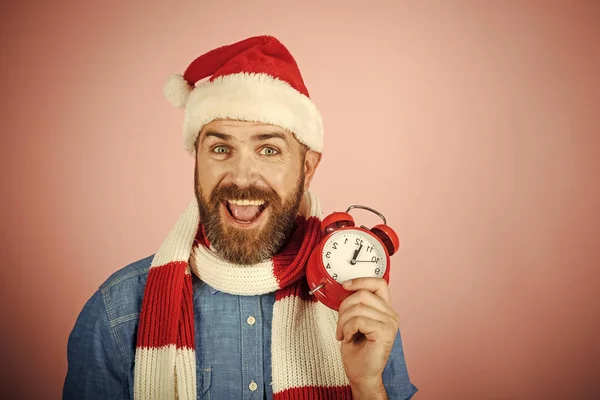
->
[226,150,261,188]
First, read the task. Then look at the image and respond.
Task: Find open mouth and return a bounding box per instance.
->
[224,199,268,225]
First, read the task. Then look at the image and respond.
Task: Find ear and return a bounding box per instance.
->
[303,150,321,191]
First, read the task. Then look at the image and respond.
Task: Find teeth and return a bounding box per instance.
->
[228,199,265,206]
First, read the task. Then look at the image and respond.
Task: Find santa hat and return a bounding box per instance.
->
[164,35,323,155]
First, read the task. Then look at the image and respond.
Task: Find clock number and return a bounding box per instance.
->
[371,256,380,263]
[325,251,331,258]
[355,238,363,246]
[344,238,348,244]
[367,245,374,252]
[326,263,331,269]
[332,273,338,281]
[332,242,338,249]
[375,268,381,275]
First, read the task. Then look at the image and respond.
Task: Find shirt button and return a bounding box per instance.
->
[246,316,256,326]
[249,380,258,391]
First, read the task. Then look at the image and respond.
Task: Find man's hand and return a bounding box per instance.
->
[336,277,399,399]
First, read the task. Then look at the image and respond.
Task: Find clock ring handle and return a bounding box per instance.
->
[345,205,387,225]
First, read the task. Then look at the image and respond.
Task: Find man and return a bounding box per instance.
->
[63,35,418,399]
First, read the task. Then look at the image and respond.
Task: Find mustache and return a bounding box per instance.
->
[209,184,280,205]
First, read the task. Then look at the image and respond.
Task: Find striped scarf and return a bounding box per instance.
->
[133,191,352,399]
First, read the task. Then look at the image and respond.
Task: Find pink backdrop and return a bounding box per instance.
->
[1,1,598,398]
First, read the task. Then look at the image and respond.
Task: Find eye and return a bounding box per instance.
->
[212,145,229,154]
[259,146,279,156]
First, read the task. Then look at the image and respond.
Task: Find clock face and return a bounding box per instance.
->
[321,229,388,284]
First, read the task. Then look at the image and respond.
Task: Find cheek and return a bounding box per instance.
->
[261,163,302,199]
[196,160,223,196]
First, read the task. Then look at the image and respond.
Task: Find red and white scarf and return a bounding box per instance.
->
[134,191,352,399]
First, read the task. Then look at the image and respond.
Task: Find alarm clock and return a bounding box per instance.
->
[306,205,400,311]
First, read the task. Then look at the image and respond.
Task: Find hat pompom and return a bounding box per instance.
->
[164,74,193,108]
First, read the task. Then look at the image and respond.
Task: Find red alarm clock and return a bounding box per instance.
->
[306,205,400,311]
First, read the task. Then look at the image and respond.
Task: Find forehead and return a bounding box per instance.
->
[199,119,294,142]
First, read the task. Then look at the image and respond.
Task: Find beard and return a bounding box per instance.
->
[194,168,305,265]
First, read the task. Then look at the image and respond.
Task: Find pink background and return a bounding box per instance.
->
[1,1,599,398]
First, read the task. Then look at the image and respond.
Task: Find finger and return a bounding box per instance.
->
[340,316,392,343]
[338,289,395,320]
[336,303,397,341]
[342,277,392,305]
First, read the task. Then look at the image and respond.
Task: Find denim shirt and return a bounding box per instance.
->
[63,255,418,399]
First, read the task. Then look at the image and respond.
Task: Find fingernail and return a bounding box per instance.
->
[343,279,353,288]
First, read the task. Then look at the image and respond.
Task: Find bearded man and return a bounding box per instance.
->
[63,35,418,400]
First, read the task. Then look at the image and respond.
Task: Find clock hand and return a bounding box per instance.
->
[350,243,363,265]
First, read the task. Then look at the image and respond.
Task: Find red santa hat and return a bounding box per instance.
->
[164,35,323,155]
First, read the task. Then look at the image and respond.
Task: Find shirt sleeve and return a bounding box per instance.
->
[63,290,130,400]
[382,329,419,399]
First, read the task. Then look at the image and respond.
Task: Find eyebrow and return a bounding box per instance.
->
[201,131,233,143]
[251,132,289,144]
[201,130,289,145]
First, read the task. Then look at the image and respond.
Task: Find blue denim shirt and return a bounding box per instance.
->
[63,255,418,399]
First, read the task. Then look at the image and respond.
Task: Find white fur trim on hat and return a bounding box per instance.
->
[181,72,323,155]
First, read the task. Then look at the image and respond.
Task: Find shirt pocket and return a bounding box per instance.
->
[199,365,212,400]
